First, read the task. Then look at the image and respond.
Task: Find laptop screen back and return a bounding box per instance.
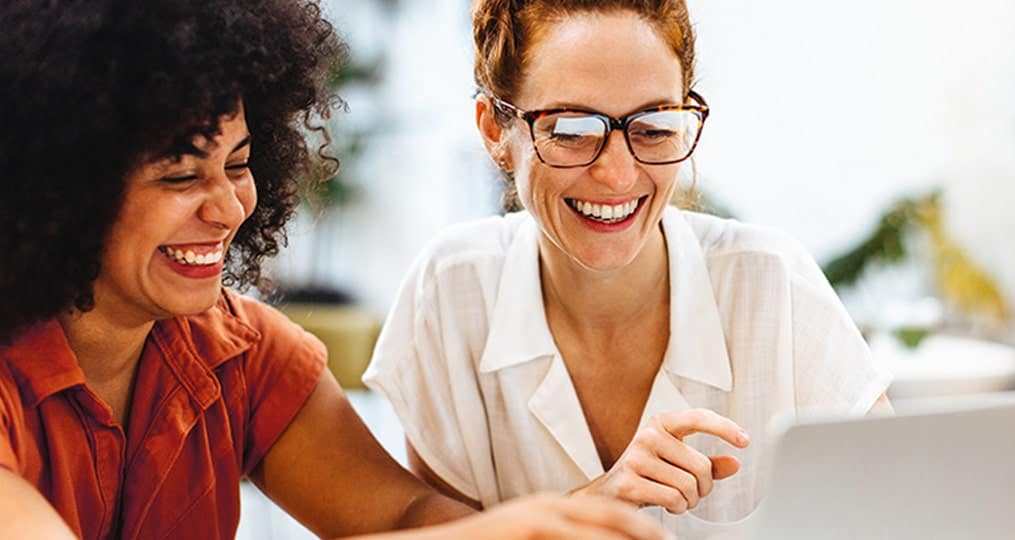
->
[752,393,1015,540]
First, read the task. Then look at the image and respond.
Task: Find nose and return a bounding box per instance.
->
[589,130,638,192]
[199,173,247,230]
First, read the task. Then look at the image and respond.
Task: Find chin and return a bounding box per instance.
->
[160,290,222,318]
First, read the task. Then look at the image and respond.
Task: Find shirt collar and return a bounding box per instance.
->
[2,321,86,407]
[479,215,559,373]
[149,291,260,409]
[660,208,732,391]
[477,209,732,391]
[2,290,260,410]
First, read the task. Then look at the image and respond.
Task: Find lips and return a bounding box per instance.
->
[565,196,647,224]
[157,242,226,279]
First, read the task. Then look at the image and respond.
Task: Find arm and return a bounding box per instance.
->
[250,372,665,540]
[249,370,475,538]
[407,441,482,510]
[0,468,76,539]
[344,494,668,540]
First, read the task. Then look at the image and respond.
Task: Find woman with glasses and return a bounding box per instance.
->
[364,0,893,537]
[0,1,668,539]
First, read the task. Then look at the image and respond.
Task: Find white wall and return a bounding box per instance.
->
[689,0,1015,258]
[689,0,1015,315]
[277,0,1015,315]
[274,0,495,314]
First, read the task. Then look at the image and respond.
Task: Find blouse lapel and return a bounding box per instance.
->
[638,369,694,428]
[528,353,605,480]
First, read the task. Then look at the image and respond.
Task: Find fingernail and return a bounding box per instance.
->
[737,430,751,446]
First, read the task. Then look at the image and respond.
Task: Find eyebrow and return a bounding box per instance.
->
[155,133,252,164]
[230,134,252,153]
[541,99,679,117]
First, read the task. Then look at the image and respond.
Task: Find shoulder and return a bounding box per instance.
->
[217,290,293,332]
[678,209,823,285]
[680,210,811,263]
[417,212,530,268]
[403,212,533,290]
[186,290,326,364]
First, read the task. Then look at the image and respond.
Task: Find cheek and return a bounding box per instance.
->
[521,165,577,202]
[239,181,258,219]
[103,194,163,255]
[651,166,680,196]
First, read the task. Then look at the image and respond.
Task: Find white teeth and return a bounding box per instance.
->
[568,198,641,224]
[162,246,223,266]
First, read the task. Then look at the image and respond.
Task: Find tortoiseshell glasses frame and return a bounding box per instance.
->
[480,89,709,168]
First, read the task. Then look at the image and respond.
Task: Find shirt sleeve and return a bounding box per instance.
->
[362,256,488,502]
[230,295,328,474]
[789,251,893,415]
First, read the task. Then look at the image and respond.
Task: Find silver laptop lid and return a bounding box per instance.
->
[752,393,1015,540]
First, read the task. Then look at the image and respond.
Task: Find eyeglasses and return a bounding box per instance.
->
[483,90,709,168]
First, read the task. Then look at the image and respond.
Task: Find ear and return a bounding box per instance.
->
[475,96,512,170]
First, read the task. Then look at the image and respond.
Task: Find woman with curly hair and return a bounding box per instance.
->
[0,1,667,539]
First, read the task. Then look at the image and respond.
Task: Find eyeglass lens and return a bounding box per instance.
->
[532,110,702,166]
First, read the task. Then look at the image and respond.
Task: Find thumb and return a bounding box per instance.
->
[709,455,741,480]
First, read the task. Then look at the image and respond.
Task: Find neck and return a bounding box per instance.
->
[57,305,154,387]
[539,223,670,338]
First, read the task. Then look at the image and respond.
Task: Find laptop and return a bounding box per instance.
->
[749,392,1015,540]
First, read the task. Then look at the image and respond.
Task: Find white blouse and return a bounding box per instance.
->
[363,208,891,538]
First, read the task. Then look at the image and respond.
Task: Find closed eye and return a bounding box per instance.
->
[161,162,249,184]
[549,132,582,141]
[631,128,677,139]
[161,174,198,184]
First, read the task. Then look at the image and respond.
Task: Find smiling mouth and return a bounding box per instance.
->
[565,196,647,224]
[159,245,224,266]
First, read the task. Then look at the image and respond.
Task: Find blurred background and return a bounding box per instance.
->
[242,0,1015,535]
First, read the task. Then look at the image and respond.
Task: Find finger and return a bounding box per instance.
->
[555,495,668,539]
[709,455,741,480]
[554,523,631,540]
[645,434,713,500]
[627,450,702,509]
[525,509,631,540]
[655,409,750,449]
[600,474,691,514]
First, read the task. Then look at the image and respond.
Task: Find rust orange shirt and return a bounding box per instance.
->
[0,291,326,539]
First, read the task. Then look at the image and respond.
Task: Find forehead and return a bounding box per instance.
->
[144,112,250,170]
[517,10,684,115]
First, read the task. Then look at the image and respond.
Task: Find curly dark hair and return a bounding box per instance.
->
[0,0,345,342]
